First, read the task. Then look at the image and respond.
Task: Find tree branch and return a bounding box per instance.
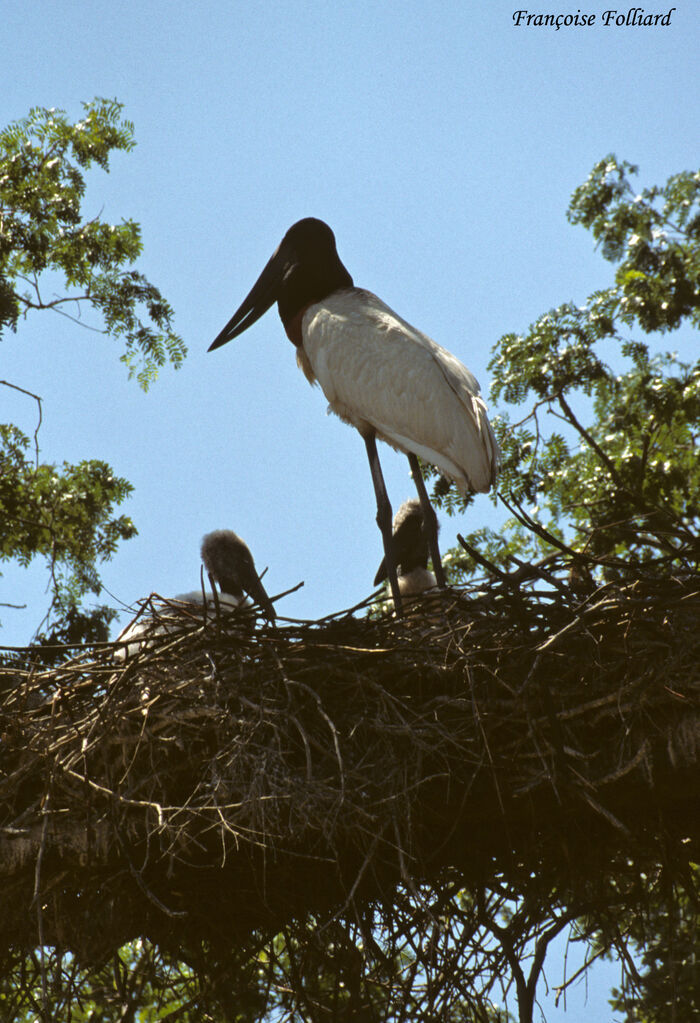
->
[0,379,43,467]
[557,392,624,489]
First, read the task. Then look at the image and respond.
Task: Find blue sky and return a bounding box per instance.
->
[2,1,698,1016]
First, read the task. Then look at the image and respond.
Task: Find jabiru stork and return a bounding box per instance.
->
[209,218,499,612]
[114,528,274,660]
[374,498,439,599]
[200,528,275,620]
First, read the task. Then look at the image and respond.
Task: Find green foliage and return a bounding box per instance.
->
[0,424,134,570]
[0,98,186,387]
[0,942,203,1022]
[596,866,700,1023]
[0,415,135,645]
[0,99,185,643]
[437,155,700,587]
[569,159,700,334]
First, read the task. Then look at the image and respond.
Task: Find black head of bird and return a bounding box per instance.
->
[209,217,353,352]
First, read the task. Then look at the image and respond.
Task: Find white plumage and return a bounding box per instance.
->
[298,290,498,494]
[114,592,241,662]
[396,566,438,597]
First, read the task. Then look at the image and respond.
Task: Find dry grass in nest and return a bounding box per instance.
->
[0,574,699,966]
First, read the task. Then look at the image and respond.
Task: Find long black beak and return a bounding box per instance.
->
[242,568,276,622]
[374,556,388,587]
[209,243,288,352]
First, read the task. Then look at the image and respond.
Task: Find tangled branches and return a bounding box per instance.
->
[0,573,698,1018]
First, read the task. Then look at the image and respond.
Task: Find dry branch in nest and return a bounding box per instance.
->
[0,574,699,972]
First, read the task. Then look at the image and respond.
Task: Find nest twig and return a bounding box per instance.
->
[0,574,698,972]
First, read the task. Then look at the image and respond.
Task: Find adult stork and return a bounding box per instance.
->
[115,529,274,660]
[209,218,499,612]
[374,498,439,599]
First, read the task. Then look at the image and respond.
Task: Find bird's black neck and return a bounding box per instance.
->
[277,260,353,347]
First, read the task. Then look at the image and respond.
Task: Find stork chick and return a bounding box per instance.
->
[200,528,275,620]
[374,498,439,598]
[114,528,274,661]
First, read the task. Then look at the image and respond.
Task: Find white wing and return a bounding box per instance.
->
[300,289,499,493]
[170,590,243,608]
[113,592,243,661]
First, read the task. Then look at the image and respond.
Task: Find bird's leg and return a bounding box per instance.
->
[407,453,447,588]
[363,432,403,615]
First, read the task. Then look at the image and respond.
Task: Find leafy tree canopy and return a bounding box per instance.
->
[0,99,185,645]
[437,156,700,591]
[0,97,185,384]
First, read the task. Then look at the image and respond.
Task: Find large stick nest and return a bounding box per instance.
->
[0,575,699,964]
